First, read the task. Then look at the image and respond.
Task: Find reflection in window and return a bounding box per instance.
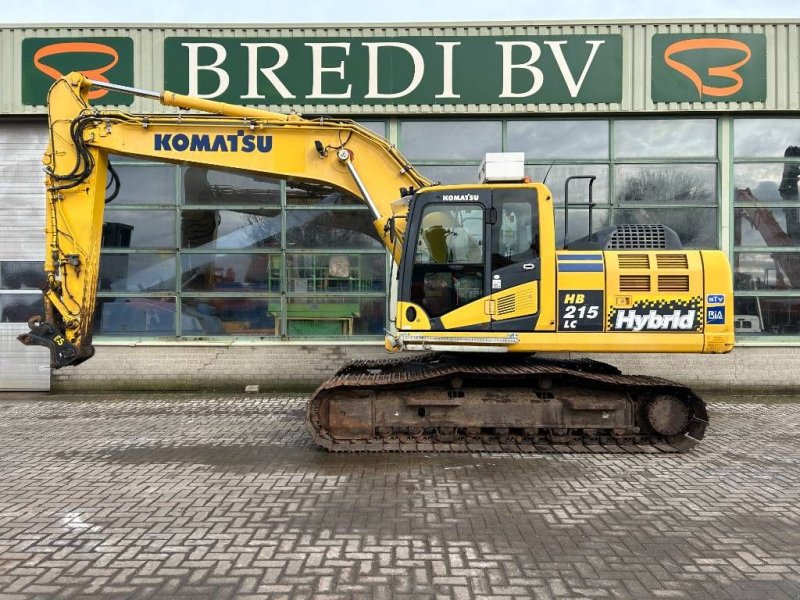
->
[400,120,502,160]
[181,209,281,249]
[356,121,387,137]
[181,298,274,335]
[613,208,717,249]
[616,165,716,205]
[734,296,800,335]
[734,119,800,158]
[286,183,362,206]
[734,164,800,246]
[615,119,716,158]
[734,252,800,291]
[0,294,44,323]
[419,165,480,185]
[182,167,280,206]
[99,255,176,292]
[525,164,609,205]
[734,163,800,204]
[103,210,176,249]
[0,262,45,290]
[507,120,609,159]
[286,210,382,249]
[734,207,800,247]
[555,209,610,248]
[181,254,279,292]
[110,163,176,205]
[94,297,177,336]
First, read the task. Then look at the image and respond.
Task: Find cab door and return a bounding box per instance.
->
[406,196,491,331]
[489,188,540,332]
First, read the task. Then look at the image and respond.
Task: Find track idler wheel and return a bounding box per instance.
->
[645,394,690,436]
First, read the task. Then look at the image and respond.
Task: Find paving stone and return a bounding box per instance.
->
[0,394,797,599]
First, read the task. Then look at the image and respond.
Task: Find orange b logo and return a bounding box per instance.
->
[663,38,752,98]
[33,42,119,100]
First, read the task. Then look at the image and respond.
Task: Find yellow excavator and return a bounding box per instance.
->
[19,72,734,453]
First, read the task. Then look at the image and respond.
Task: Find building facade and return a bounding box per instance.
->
[1,21,799,391]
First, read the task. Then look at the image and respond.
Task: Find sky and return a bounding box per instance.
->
[1,0,798,24]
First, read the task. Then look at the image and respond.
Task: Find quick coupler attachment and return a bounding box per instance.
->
[17,316,86,369]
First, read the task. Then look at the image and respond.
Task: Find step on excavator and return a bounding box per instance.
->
[20,73,735,453]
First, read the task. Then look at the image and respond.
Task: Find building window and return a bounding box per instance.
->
[612,119,718,249]
[0,261,45,323]
[733,119,800,336]
[97,150,388,340]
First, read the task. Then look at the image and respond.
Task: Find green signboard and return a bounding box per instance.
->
[164,36,623,105]
[652,33,766,103]
[22,37,134,106]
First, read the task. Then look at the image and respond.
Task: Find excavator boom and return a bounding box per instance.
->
[20,72,430,367]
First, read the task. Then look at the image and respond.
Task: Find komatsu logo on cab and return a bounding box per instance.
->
[154,130,272,153]
[441,193,480,201]
[614,309,696,332]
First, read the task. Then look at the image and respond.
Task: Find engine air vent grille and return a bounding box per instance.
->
[619,275,651,292]
[656,254,689,269]
[618,254,650,269]
[658,275,690,292]
[608,224,668,249]
[497,295,516,315]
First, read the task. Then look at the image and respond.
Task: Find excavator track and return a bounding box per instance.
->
[306,353,708,454]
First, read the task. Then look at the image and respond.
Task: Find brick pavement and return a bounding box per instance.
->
[0,394,798,599]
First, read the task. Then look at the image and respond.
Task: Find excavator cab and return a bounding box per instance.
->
[397,185,541,334]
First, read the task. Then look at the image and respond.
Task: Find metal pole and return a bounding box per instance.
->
[86,79,161,100]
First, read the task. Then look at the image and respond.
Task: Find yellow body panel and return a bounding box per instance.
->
[395,248,734,354]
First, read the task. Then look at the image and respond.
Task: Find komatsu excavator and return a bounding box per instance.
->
[19,72,735,453]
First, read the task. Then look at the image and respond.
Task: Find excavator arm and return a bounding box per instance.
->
[18,72,432,368]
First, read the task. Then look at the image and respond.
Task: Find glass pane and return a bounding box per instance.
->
[181,297,275,336]
[285,297,385,336]
[734,119,800,158]
[734,252,800,291]
[733,163,800,204]
[615,165,716,205]
[494,193,535,262]
[734,296,800,336]
[94,297,176,336]
[0,293,43,323]
[734,207,800,247]
[181,254,281,292]
[286,210,382,249]
[181,208,281,249]
[613,207,717,249]
[614,119,717,158]
[414,204,484,264]
[357,121,387,137]
[286,254,386,293]
[182,166,280,206]
[99,255,176,292]
[419,165,480,185]
[286,183,362,206]
[111,164,176,205]
[525,164,610,205]
[400,120,502,160]
[507,120,609,159]
[0,262,45,290]
[103,211,176,249]
[556,209,610,248]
